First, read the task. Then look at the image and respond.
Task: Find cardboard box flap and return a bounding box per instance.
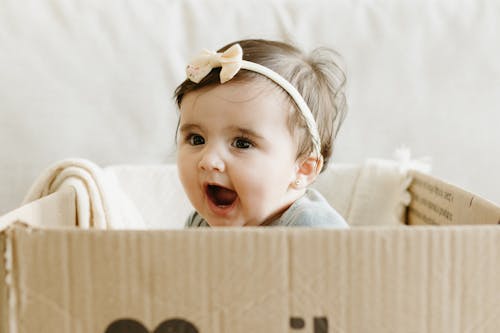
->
[4,226,500,333]
[409,171,500,225]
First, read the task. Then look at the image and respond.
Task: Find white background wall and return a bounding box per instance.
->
[1,0,499,215]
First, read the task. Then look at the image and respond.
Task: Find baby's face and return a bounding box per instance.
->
[177,80,304,226]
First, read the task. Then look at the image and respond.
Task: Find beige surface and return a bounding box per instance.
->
[0,232,6,333]
[1,0,500,216]
[409,171,500,225]
[2,225,499,332]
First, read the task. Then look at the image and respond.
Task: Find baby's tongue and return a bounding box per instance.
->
[208,185,237,206]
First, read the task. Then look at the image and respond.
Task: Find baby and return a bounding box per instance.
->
[174,39,348,228]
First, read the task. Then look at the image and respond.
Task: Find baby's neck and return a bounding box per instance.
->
[259,188,307,226]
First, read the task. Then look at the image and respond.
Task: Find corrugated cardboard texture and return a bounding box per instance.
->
[5,226,500,333]
[288,227,500,332]
[7,227,289,333]
[408,171,500,225]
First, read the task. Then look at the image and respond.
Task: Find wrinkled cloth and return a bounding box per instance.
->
[22,158,146,229]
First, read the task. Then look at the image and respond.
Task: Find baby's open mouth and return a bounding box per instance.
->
[206,184,237,207]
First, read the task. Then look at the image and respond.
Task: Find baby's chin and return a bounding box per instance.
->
[207,216,274,227]
[204,212,261,227]
[205,218,246,227]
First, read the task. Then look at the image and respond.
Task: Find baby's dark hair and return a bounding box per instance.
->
[174,39,347,172]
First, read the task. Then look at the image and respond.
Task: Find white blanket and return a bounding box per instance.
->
[315,149,430,226]
[22,159,145,229]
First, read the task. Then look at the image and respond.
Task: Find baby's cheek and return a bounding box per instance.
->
[242,183,273,209]
[178,164,197,194]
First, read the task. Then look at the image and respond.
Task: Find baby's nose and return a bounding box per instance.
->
[198,148,225,172]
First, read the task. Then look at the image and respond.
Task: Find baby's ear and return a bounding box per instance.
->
[292,155,323,189]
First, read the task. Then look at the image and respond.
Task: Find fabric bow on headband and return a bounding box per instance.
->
[186,44,243,84]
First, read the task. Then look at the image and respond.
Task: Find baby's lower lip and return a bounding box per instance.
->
[206,195,238,217]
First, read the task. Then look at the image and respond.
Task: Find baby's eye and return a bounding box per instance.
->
[188,134,205,146]
[232,137,253,149]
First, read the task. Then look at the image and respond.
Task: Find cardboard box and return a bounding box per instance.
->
[408,171,500,226]
[1,172,499,333]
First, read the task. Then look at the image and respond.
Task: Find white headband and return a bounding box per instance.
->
[186,43,322,158]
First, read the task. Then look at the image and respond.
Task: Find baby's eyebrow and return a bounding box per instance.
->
[179,123,202,133]
[230,126,265,140]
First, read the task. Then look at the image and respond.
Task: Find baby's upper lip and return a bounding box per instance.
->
[203,181,232,191]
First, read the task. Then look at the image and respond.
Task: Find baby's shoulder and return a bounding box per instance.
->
[184,211,209,228]
[281,188,348,228]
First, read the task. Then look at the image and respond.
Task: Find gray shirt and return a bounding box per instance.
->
[184,188,348,228]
